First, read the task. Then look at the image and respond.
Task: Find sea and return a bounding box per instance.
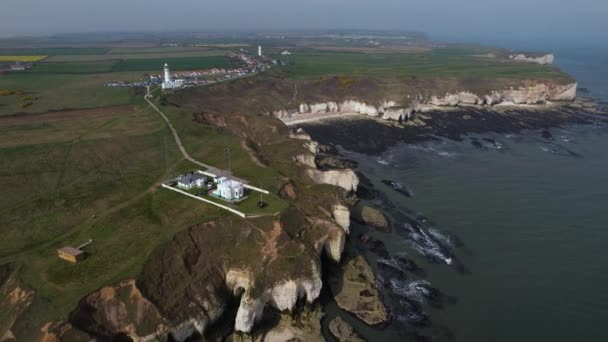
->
[318,41,608,341]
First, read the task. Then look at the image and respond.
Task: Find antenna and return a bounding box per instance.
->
[224,147,232,174]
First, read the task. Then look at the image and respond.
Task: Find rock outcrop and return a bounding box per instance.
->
[304,168,359,192]
[229,306,325,342]
[332,204,351,234]
[68,279,168,341]
[509,53,555,65]
[293,153,316,168]
[328,249,389,326]
[353,205,391,232]
[328,317,366,342]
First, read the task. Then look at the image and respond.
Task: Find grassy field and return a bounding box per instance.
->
[0,81,289,339]
[282,48,570,81]
[0,96,253,338]
[0,47,109,56]
[112,56,233,72]
[44,50,229,62]
[161,105,286,192]
[107,46,223,54]
[0,72,138,115]
[31,60,118,73]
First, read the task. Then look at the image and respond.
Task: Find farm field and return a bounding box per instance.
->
[281,48,570,81]
[0,47,109,56]
[31,60,118,73]
[44,49,229,62]
[0,55,47,62]
[112,55,234,72]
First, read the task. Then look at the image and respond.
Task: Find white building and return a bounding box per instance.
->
[177,173,207,190]
[258,45,262,57]
[213,177,245,200]
[162,63,185,89]
[280,50,291,55]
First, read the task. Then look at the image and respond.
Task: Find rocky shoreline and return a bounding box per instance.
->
[295,99,606,155]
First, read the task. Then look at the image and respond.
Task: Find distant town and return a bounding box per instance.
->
[104,46,289,89]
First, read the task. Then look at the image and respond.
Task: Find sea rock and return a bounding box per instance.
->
[353,206,391,232]
[328,249,389,326]
[304,168,359,192]
[316,156,358,170]
[328,317,365,342]
[229,306,325,342]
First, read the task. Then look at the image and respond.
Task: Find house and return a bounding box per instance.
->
[57,246,85,263]
[177,173,208,190]
[280,50,291,55]
[212,177,245,200]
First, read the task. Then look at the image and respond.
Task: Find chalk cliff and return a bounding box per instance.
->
[509,53,555,65]
[273,81,577,123]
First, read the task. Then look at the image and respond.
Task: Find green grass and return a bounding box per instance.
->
[45,50,229,62]
[30,60,118,73]
[0,72,139,116]
[107,46,221,54]
[0,100,232,339]
[112,56,234,72]
[175,184,287,216]
[282,48,570,81]
[161,106,285,192]
[0,83,290,338]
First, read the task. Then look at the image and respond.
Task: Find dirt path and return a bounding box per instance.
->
[144,89,250,184]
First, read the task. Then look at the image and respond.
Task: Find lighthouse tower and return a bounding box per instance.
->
[258,45,262,57]
[163,63,171,83]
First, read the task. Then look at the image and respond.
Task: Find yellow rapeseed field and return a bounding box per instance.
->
[0,55,47,62]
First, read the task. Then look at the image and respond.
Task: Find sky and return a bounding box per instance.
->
[1,0,606,44]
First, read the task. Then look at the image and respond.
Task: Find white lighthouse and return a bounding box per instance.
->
[161,63,184,90]
[163,63,171,83]
[258,45,262,57]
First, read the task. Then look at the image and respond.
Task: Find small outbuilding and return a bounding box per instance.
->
[57,246,85,263]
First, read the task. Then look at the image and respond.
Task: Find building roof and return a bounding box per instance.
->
[58,246,83,256]
[218,179,243,189]
[178,173,207,184]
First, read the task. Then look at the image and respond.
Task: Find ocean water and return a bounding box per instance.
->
[321,44,608,341]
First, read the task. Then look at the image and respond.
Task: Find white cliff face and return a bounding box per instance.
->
[310,219,347,263]
[273,81,576,124]
[231,262,323,333]
[332,204,351,234]
[303,140,319,154]
[428,82,577,107]
[294,153,317,168]
[305,168,359,192]
[509,53,555,65]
